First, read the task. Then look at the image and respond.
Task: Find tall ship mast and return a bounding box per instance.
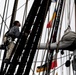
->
[0,0,75,75]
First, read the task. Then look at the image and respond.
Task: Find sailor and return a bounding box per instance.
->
[36,26,76,72]
[2,20,21,63]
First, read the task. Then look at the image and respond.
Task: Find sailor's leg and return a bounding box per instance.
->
[5,42,15,60]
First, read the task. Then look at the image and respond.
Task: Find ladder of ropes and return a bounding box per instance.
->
[0,0,52,75]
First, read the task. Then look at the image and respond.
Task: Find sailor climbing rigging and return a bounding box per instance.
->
[0,20,21,63]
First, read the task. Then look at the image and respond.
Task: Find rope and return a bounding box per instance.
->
[22,1,38,75]
[0,14,8,29]
[30,53,73,75]
[0,0,7,36]
[32,2,52,75]
[44,0,60,74]
[22,0,29,27]
[33,53,73,62]
[36,10,52,75]
[51,1,58,75]
[0,0,10,62]
[5,0,30,21]
[50,61,72,74]
[32,28,45,75]
[41,8,52,75]
[3,0,9,38]
[56,0,66,75]
[30,62,69,75]
[0,52,72,62]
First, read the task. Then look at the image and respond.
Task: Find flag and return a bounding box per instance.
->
[50,59,57,69]
[46,9,56,28]
[50,54,57,69]
[36,54,57,72]
[47,20,52,28]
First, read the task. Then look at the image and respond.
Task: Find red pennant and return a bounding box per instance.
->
[46,20,52,28]
[46,11,56,28]
[50,60,57,69]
